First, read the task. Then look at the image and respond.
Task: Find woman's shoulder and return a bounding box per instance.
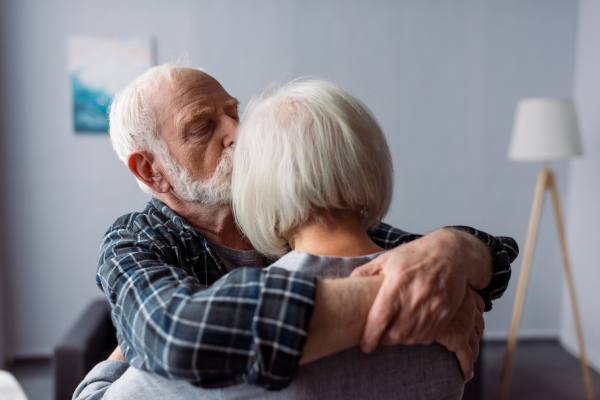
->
[268,250,386,279]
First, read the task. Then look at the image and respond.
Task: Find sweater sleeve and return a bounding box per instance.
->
[72,361,129,400]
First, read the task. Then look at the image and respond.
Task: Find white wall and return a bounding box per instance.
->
[0,0,9,367]
[0,0,578,357]
[560,0,600,373]
[0,247,5,368]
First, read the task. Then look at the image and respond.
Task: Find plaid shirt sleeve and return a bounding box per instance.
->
[97,218,316,389]
[369,223,519,311]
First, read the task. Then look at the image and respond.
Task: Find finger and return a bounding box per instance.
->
[418,298,454,344]
[399,299,441,345]
[469,330,480,361]
[360,279,401,353]
[382,288,428,345]
[474,311,485,341]
[472,290,485,313]
[350,259,382,278]
[381,304,418,345]
[447,307,475,380]
[455,342,474,380]
[400,277,451,344]
[408,307,438,345]
[399,288,434,343]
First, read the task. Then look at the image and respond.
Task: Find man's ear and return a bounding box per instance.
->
[127,151,171,193]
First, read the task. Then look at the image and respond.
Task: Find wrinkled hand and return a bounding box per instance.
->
[350,229,483,353]
[107,346,126,362]
[435,287,485,379]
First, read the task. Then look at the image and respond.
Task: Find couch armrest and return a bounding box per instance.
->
[53,299,117,400]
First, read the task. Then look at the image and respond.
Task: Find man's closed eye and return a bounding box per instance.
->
[188,122,214,138]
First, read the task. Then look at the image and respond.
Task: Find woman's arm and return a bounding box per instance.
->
[300,275,384,365]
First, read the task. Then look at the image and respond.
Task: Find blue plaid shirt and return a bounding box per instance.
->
[97,198,518,389]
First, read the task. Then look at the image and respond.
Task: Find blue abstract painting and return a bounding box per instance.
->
[68,35,153,133]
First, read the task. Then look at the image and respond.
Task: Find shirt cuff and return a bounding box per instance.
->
[445,226,518,312]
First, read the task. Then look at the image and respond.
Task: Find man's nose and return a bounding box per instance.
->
[219,113,237,148]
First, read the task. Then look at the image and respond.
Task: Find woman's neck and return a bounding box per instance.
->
[289,215,384,257]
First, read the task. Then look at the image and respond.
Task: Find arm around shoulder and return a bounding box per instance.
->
[97,221,317,389]
[369,222,519,311]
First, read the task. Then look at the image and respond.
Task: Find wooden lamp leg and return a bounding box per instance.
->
[548,172,595,400]
[499,168,551,400]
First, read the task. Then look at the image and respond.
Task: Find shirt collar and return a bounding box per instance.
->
[150,197,203,238]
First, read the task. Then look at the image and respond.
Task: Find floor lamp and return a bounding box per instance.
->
[500,98,594,400]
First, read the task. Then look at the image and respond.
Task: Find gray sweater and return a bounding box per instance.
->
[74,251,465,400]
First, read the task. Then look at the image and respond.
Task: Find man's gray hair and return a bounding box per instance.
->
[108,60,204,193]
[232,80,394,258]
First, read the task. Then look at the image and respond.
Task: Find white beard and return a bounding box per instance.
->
[162,145,234,205]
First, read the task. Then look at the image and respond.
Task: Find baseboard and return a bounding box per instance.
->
[483,329,559,341]
[8,346,52,361]
[560,333,600,374]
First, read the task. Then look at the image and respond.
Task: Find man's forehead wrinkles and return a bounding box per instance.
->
[178,75,221,93]
[177,83,208,98]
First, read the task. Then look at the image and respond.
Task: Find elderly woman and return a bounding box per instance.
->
[74,80,467,399]
[225,80,466,399]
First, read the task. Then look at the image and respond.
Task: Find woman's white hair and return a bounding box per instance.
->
[232,80,394,258]
[108,59,204,193]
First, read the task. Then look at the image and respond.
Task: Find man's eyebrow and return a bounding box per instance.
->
[183,107,213,125]
[223,98,240,109]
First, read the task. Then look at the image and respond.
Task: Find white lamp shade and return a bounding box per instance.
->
[508,98,583,161]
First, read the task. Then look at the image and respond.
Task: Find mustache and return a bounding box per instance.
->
[214,144,235,177]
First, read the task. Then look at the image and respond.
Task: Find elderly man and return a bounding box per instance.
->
[90,62,516,392]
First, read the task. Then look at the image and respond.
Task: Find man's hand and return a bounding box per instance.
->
[350,228,491,353]
[435,287,485,379]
